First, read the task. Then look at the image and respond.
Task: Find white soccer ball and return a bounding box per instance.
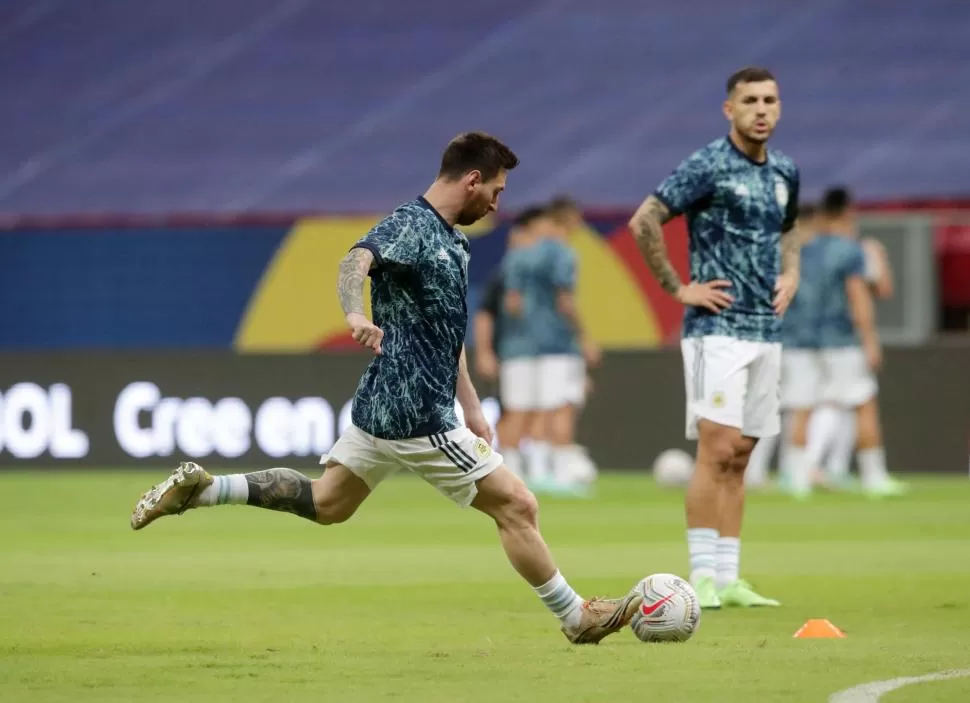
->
[652,448,694,487]
[629,573,701,643]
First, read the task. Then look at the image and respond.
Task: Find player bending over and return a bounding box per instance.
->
[129,132,641,644]
[629,67,799,609]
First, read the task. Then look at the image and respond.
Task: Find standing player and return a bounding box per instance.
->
[746,202,818,490]
[546,195,600,487]
[501,207,592,492]
[474,210,538,472]
[493,207,549,480]
[785,187,907,497]
[629,67,798,609]
[129,132,641,644]
[803,190,896,490]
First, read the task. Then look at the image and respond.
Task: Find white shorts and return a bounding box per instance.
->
[781,347,877,409]
[325,425,503,508]
[821,347,878,407]
[781,349,822,410]
[681,335,781,440]
[499,355,586,411]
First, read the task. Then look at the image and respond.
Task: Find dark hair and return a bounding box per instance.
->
[797,202,816,220]
[513,205,548,228]
[548,194,580,214]
[820,186,853,217]
[438,131,519,182]
[727,66,777,94]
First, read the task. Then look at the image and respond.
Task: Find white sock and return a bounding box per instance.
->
[528,441,551,481]
[551,445,573,484]
[745,434,777,486]
[715,537,740,589]
[825,409,856,482]
[687,527,718,584]
[807,406,841,469]
[857,446,889,489]
[534,570,584,628]
[194,474,249,507]
[504,448,523,479]
[786,445,813,494]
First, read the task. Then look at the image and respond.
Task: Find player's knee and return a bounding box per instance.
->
[312,488,357,525]
[706,437,737,470]
[314,499,355,525]
[505,485,539,529]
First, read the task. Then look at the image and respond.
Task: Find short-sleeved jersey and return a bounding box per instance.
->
[655,136,799,343]
[781,236,824,349]
[350,197,469,440]
[782,233,867,350]
[814,234,867,348]
[498,238,580,360]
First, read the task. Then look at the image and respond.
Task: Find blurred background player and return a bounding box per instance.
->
[493,207,548,480]
[500,205,596,493]
[629,66,799,609]
[474,211,539,471]
[746,202,818,490]
[804,191,896,490]
[785,187,908,498]
[545,195,601,487]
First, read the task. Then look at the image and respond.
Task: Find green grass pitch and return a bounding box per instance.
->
[1,471,969,702]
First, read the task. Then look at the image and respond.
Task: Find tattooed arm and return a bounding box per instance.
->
[337,247,374,316]
[338,247,384,354]
[629,195,683,295]
[628,195,734,313]
[780,226,801,278]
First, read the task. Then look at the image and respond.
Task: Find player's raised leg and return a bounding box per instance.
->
[130,458,373,530]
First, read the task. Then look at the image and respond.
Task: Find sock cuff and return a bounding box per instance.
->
[687,527,720,540]
[534,570,564,597]
[717,536,740,548]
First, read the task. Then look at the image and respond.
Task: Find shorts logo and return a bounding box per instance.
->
[711,391,726,408]
[473,437,492,459]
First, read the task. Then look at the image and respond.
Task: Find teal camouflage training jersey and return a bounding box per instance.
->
[780,235,825,349]
[806,233,867,349]
[654,136,799,343]
[349,197,469,440]
[498,238,579,360]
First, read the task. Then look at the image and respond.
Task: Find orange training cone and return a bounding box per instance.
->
[792,619,846,638]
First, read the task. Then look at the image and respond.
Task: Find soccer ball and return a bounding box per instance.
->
[629,573,701,643]
[652,448,694,487]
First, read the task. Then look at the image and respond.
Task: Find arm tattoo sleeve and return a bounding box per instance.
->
[245,468,317,521]
[629,196,682,295]
[780,227,801,276]
[337,248,373,316]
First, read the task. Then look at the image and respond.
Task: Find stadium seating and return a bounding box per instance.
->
[0,0,967,214]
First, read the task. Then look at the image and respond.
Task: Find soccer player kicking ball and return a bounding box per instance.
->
[629,67,800,609]
[129,132,641,644]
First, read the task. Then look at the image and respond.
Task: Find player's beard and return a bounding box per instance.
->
[456,197,490,226]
